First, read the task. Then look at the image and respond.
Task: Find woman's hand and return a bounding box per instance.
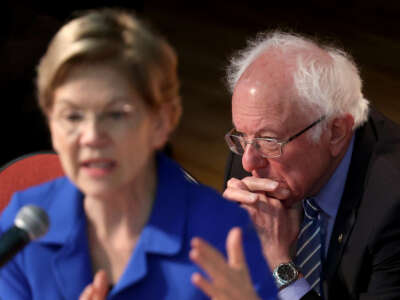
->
[190,227,261,300]
[79,270,109,300]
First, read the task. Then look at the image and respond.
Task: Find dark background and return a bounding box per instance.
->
[2,1,400,190]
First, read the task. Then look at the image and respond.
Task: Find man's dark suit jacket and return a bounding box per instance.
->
[224,110,400,300]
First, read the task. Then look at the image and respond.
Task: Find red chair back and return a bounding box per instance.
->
[0,152,64,213]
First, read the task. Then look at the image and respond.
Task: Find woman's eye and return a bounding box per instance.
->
[107,111,127,120]
[65,113,83,122]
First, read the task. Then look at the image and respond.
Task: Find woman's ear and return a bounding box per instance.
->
[152,103,173,150]
[328,114,354,156]
[46,112,60,154]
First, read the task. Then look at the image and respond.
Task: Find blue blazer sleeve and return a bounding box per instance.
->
[0,193,32,299]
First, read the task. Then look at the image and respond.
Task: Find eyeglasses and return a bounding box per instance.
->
[225,116,325,158]
[50,103,137,135]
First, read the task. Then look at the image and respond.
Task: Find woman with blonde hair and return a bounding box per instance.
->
[0,8,276,299]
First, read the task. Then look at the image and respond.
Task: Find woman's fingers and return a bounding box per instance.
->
[79,270,109,300]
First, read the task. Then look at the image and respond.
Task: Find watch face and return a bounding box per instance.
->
[278,264,296,282]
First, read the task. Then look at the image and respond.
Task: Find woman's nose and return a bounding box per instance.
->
[79,117,108,147]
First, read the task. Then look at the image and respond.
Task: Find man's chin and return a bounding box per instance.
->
[282,197,302,209]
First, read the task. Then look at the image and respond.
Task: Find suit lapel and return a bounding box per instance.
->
[323,115,378,295]
[109,153,187,296]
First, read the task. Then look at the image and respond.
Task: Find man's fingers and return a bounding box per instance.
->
[240,203,267,229]
[226,177,249,190]
[225,177,291,203]
[191,272,217,298]
[226,227,246,269]
[242,177,279,191]
[242,177,291,200]
[190,237,228,280]
[223,187,258,204]
[240,203,258,219]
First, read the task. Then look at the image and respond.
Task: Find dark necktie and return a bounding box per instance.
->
[294,198,323,296]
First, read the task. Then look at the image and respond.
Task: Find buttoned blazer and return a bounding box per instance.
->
[224,110,400,300]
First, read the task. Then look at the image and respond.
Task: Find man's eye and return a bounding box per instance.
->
[234,130,245,137]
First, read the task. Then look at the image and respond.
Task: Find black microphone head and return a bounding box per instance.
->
[14,205,49,240]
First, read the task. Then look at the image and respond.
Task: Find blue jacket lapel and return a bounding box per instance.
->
[111,153,187,295]
[37,177,93,299]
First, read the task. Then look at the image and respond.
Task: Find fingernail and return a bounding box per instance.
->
[268,181,279,189]
[249,193,258,202]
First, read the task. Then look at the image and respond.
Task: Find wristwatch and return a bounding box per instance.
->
[272,261,299,289]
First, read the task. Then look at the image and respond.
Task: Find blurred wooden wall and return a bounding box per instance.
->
[3,1,400,192]
[143,2,400,191]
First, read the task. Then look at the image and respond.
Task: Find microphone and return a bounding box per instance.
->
[0,205,49,268]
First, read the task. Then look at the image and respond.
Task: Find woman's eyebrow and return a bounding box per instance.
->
[53,99,81,109]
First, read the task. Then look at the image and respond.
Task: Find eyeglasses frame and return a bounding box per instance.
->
[225,116,326,158]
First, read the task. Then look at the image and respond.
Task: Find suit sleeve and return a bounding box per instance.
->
[300,291,322,300]
[354,153,400,299]
[359,201,400,299]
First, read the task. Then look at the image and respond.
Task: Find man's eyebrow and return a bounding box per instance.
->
[234,132,278,142]
[237,130,278,139]
[257,134,278,140]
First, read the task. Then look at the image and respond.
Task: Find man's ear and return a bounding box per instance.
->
[328,114,354,157]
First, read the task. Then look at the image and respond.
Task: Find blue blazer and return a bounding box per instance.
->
[0,153,277,299]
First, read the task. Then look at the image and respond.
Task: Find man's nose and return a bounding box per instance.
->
[241,142,268,173]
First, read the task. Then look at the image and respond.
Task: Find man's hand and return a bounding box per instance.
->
[224,177,291,204]
[223,177,302,269]
[190,227,261,300]
[79,270,109,300]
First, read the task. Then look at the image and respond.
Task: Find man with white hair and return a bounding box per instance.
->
[190,31,400,300]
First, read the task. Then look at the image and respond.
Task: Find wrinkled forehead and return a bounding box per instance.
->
[232,76,296,115]
[233,50,296,104]
[231,77,319,138]
[232,44,330,107]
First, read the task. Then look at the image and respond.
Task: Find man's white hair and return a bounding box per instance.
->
[227,31,369,140]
